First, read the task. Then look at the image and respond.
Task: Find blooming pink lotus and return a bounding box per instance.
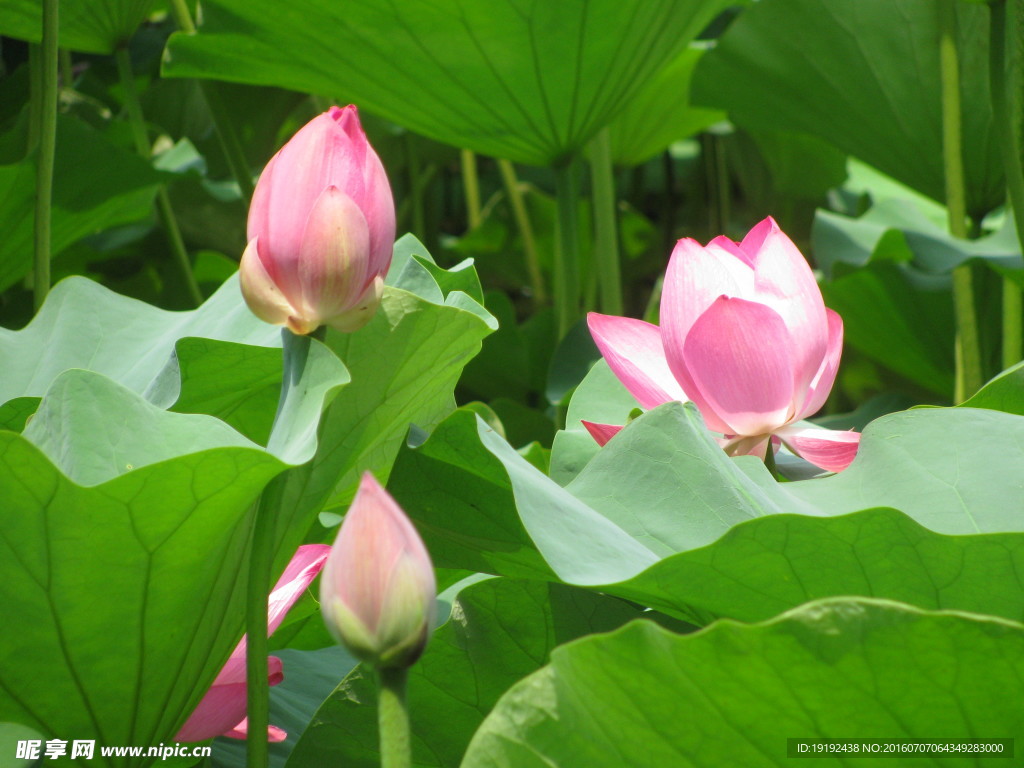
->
[240,105,395,335]
[320,473,436,669]
[586,217,860,473]
[176,545,330,743]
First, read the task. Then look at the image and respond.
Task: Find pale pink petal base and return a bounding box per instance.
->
[581,421,623,447]
[776,426,861,472]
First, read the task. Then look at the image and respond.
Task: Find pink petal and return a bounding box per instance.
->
[238,237,301,330]
[176,547,328,743]
[776,426,861,472]
[296,186,371,322]
[682,296,796,436]
[747,218,828,398]
[796,309,844,420]
[224,719,288,743]
[661,238,754,432]
[174,657,284,743]
[267,544,332,635]
[581,421,623,446]
[707,235,755,268]
[587,313,685,410]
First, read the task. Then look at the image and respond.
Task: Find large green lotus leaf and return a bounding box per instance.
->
[0,239,492,763]
[393,401,1024,622]
[616,506,1024,625]
[0,274,277,406]
[162,0,730,165]
[462,599,1024,767]
[960,361,1024,415]
[288,577,667,768]
[692,0,1004,216]
[819,260,955,398]
[549,360,637,486]
[813,198,1023,278]
[213,646,358,768]
[0,116,162,291]
[607,45,725,167]
[0,0,158,53]
[0,371,286,767]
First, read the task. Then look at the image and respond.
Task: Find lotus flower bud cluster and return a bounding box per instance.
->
[176,545,330,743]
[586,217,860,473]
[240,105,395,335]
[320,473,436,669]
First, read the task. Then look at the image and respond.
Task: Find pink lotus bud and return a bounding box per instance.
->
[587,217,860,473]
[240,105,396,335]
[320,473,436,669]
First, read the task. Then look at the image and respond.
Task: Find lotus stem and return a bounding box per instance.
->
[553,158,582,338]
[167,0,255,202]
[244,483,277,768]
[588,128,623,316]
[32,0,58,311]
[460,149,482,229]
[378,667,411,768]
[939,0,983,400]
[115,47,203,306]
[990,0,1024,368]
[498,159,546,306]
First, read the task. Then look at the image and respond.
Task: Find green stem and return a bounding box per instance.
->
[244,327,321,768]
[553,159,581,338]
[378,667,411,768]
[167,0,255,202]
[991,0,1024,368]
[588,128,623,316]
[32,0,58,311]
[939,0,983,400]
[460,149,481,229]
[498,159,546,305]
[28,44,41,154]
[406,135,425,239]
[244,482,277,768]
[115,47,203,306]
[59,48,73,90]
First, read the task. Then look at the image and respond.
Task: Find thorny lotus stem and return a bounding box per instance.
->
[938,0,983,401]
[460,149,482,229]
[991,0,1024,368]
[553,158,582,338]
[167,0,256,202]
[115,48,203,307]
[378,667,411,768]
[498,159,546,306]
[32,0,58,311]
[588,128,623,316]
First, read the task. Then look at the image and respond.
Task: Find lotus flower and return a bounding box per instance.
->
[176,545,330,742]
[586,217,860,473]
[320,473,436,669]
[240,105,395,335]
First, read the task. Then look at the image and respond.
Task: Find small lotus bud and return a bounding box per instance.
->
[240,105,395,335]
[320,473,436,669]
